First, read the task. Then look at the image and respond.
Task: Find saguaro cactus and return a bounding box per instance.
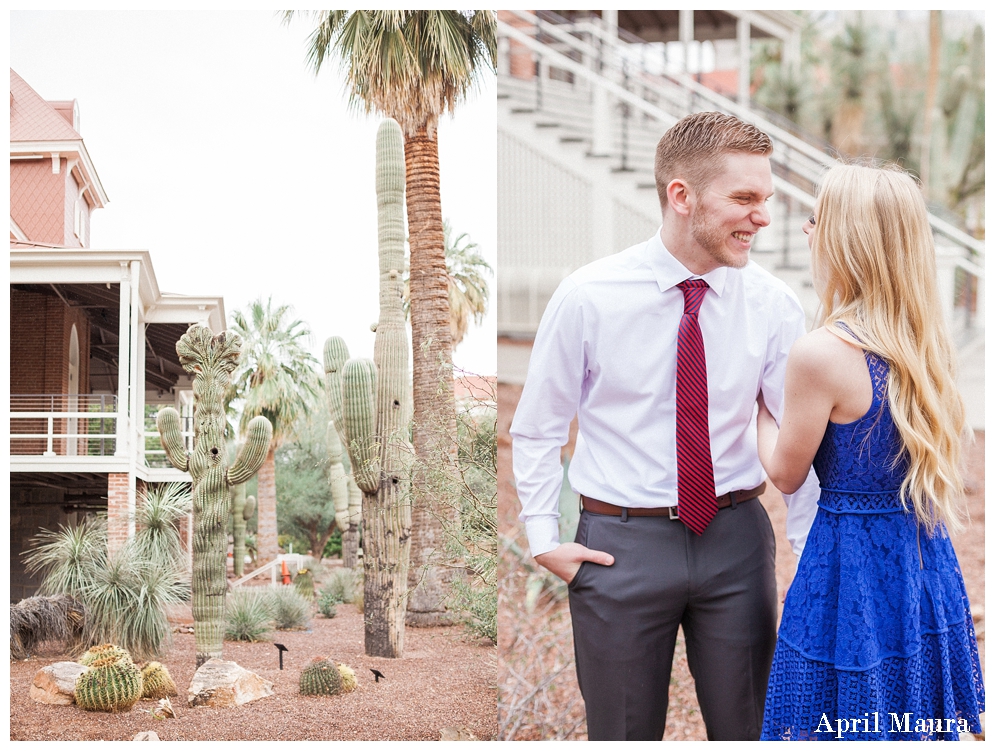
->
[341,119,413,658]
[323,336,362,568]
[230,484,256,577]
[156,325,272,666]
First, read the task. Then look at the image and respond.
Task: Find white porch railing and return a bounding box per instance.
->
[10,394,194,467]
[10,394,118,457]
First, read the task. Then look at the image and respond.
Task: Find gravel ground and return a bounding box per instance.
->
[497,381,985,741]
[10,598,497,741]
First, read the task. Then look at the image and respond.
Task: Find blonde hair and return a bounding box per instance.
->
[811,162,967,532]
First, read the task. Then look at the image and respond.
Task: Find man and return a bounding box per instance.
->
[511,111,819,741]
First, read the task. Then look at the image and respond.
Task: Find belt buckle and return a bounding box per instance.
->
[668,505,679,521]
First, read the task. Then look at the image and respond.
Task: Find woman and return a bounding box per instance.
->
[756,163,984,740]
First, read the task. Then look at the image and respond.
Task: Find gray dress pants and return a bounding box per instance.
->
[567,497,777,741]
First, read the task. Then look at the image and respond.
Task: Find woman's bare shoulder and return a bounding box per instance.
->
[788,326,866,385]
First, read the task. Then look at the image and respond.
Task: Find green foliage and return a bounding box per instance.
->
[266,585,313,631]
[322,528,343,559]
[74,655,143,712]
[317,591,339,618]
[22,508,188,661]
[320,567,360,605]
[132,483,191,572]
[299,656,343,696]
[446,403,497,643]
[403,219,493,346]
[275,403,342,558]
[224,588,274,642]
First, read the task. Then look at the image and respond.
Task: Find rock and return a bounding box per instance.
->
[134,731,160,741]
[29,661,87,705]
[440,726,478,741]
[187,659,274,708]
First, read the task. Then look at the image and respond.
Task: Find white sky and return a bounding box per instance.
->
[9,10,497,376]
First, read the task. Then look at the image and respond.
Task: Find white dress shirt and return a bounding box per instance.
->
[512,230,820,558]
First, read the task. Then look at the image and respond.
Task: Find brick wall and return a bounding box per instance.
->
[10,288,92,455]
[107,472,131,554]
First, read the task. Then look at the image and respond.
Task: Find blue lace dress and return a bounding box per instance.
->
[761,346,984,741]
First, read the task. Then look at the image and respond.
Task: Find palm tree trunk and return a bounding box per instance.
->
[404,125,459,625]
[256,445,279,566]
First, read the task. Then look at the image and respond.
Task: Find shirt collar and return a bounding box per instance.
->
[647,227,729,297]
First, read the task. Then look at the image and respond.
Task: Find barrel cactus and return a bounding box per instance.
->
[79,643,133,667]
[337,662,358,693]
[140,661,178,699]
[157,325,273,666]
[74,655,143,712]
[300,656,344,696]
[339,119,414,659]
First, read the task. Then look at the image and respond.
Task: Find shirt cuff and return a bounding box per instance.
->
[525,516,562,558]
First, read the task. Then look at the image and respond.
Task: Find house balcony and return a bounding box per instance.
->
[10,393,194,477]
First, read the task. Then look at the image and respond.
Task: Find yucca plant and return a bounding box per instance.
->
[266,585,312,631]
[22,516,106,598]
[224,588,274,642]
[21,510,188,661]
[131,483,191,569]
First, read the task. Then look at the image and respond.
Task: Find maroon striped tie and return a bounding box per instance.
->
[676,279,716,535]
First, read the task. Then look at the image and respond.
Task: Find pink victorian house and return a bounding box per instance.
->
[9,69,221,600]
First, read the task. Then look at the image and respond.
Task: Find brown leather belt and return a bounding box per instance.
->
[580,482,766,520]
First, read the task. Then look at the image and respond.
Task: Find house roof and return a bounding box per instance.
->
[10,69,82,142]
[9,68,109,209]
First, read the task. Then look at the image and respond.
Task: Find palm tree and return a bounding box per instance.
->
[285,11,497,625]
[403,219,492,347]
[229,297,321,567]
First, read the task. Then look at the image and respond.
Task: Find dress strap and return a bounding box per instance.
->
[833,321,889,405]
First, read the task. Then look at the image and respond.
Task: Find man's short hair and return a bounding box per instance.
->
[655,112,773,210]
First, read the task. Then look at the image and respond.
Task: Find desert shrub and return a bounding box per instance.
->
[224,588,274,642]
[320,567,359,605]
[266,585,312,630]
[9,594,86,659]
[317,591,339,618]
[447,407,497,643]
[22,485,191,660]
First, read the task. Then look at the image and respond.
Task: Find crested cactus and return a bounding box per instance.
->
[74,655,143,712]
[156,325,273,666]
[339,119,413,658]
[299,656,344,696]
[140,661,178,699]
[79,643,133,667]
[324,337,363,569]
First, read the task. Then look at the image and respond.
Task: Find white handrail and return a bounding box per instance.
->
[499,11,984,257]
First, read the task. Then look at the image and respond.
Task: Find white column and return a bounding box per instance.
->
[738,13,752,107]
[590,9,618,157]
[128,259,142,537]
[679,10,694,73]
[114,263,131,456]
